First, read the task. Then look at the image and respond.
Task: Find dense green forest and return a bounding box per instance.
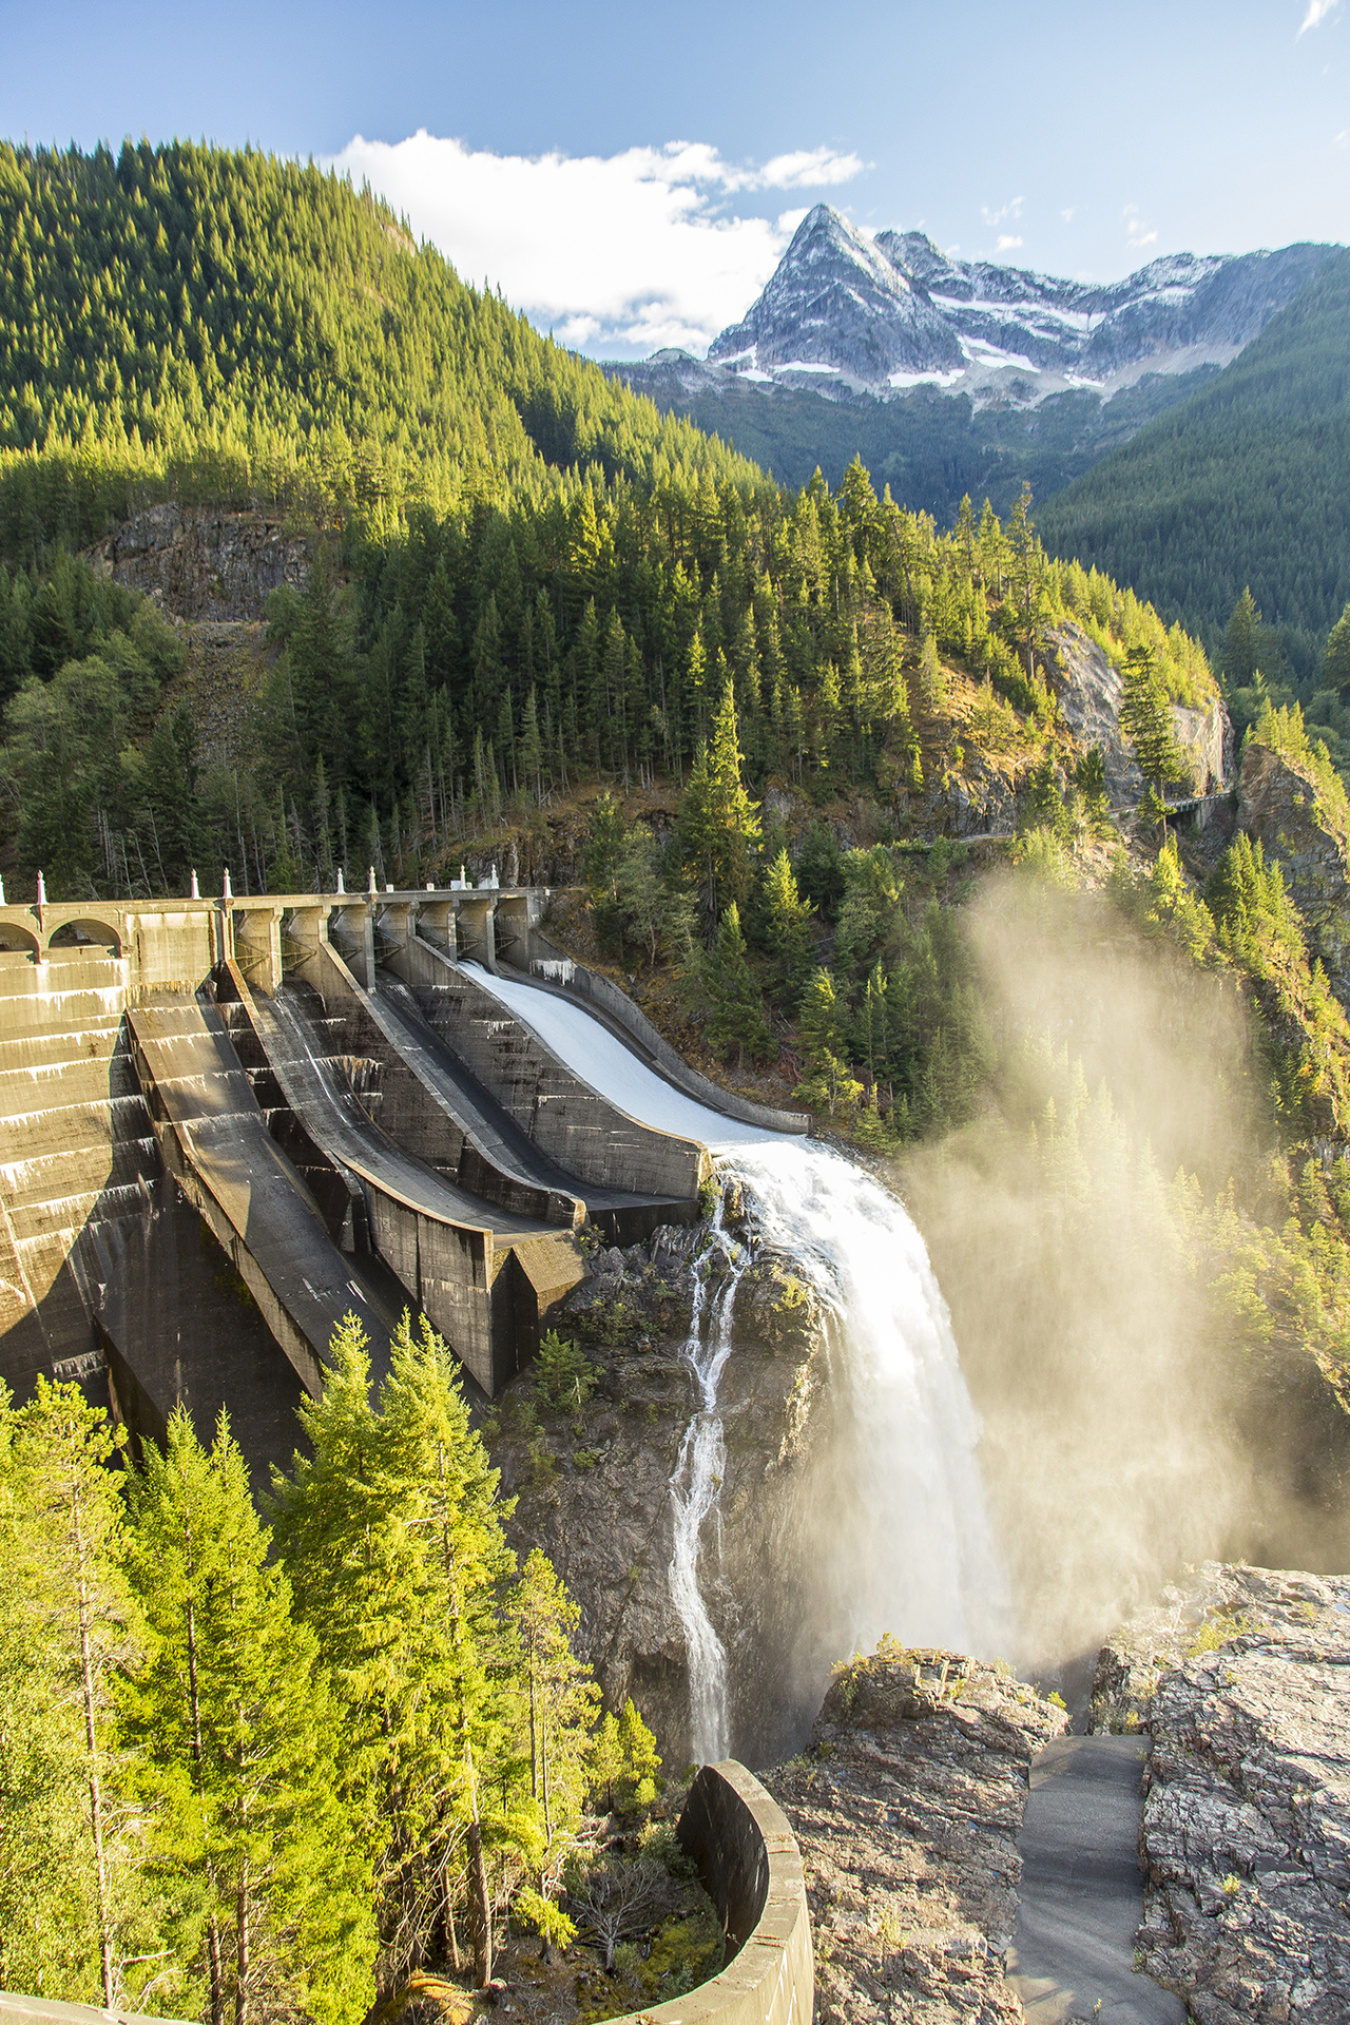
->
[0,139,760,556]
[1039,252,1350,679]
[609,356,1218,522]
[0,463,1215,901]
[0,1312,692,2020]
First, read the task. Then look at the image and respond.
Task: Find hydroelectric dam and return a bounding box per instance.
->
[0,879,805,1473]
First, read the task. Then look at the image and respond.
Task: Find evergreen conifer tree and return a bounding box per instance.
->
[794,967,862,1116]
[1223,588,1263,687]
[703,901,773,1066]
[1121,646,1187,810]
[761,847,815,998]
[1323,600,1350,695]
[0,1382,143,2006]
[123,1405,374,2025]
[508,1551,600,1864]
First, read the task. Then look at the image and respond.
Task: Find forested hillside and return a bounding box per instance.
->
[1039,252,1350,678]
[0,139,760,554]
[606,354,1219,521]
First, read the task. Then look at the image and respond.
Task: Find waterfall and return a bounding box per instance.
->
[453,964,1010,1740]
[667,1189,750,1764]
[723,1140,1009,1665]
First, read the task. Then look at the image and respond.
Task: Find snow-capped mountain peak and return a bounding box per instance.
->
[704,207,1332,406]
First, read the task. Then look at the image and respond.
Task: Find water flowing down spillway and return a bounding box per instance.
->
[461,966,1009,1751]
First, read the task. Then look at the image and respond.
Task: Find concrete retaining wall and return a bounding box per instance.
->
[608,1760,812,2025]
[0,1762,812,2025]
[0,1993,190,2025]
[395,936,708,1201]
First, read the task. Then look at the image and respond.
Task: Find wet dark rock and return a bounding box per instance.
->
[482,1214,833,1767]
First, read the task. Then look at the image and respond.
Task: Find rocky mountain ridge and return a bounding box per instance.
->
[630,206,1335,412]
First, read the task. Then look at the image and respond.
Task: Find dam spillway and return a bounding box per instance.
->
[0,883,805,1476]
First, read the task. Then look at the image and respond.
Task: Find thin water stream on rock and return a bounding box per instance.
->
[667,1189,751,1762]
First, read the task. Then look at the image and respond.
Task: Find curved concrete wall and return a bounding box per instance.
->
[609,1760,813,2025]
[396,936,708,1202]
[0,1762,811,2025]
[522,933,809,1138]
[0,1995,190,2025]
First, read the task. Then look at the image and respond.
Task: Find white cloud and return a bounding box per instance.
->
[996,233,1024,252]
[1299,0,1341,34]
[1061,207,1076,223]
[1336,127,1350,146]
[324,131,865,356]
[1123,203,1159,251]
[981,195,1024,228]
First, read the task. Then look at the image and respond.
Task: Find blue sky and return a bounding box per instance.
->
[3,0,1349,355]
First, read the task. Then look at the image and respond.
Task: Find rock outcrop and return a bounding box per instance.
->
[87,502,311,621]
[483,1212,834,1767]
[1046,621,1232,801]
[761,1647,1067,2024]
[1237,738,1350,1007]
[1096,1563,1350,2025]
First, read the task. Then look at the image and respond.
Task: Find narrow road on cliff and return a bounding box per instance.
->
[1011,1735,1185,2025]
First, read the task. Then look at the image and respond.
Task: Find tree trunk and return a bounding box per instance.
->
[72,1481,115,2008]
[235,1859,250,2025]
[185,1549,225,2025]
[466,1782,492,1988]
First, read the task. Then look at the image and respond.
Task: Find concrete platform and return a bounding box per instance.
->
[1010,1735,1185,2025]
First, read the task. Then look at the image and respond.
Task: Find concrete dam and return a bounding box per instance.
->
[0,880,804,1474]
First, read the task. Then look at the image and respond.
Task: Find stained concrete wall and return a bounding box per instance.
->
[219,960,585,1396]
[301,936,582,1229]
[0,886,709,1433]
[0,937,308,1480]
[0,1992,191,2025]
[395,936,708,1201]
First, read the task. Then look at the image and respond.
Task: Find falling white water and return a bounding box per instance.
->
[724,1140,1009,1663]
[460,964,1010,1737]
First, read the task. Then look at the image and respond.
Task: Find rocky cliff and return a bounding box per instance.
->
[1095,1563,1350,2025]
[1237,736,1350,1007]
[1047,622,1232,802]
[761,1647,1067,2023]
[481,1200,836,1768]
[88,501,311,621]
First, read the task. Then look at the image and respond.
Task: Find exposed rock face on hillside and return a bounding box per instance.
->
[761,1648,1067,2023]
[1237,739,1350,1006]
[655,207,1333,410]
[1046,622,1231,802]
[1096,1564,1350,2025]
[483,1212,834,1768]
[87,502,311,620]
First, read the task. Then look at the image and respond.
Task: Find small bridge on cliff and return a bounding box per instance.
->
[0,881,804,1476]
